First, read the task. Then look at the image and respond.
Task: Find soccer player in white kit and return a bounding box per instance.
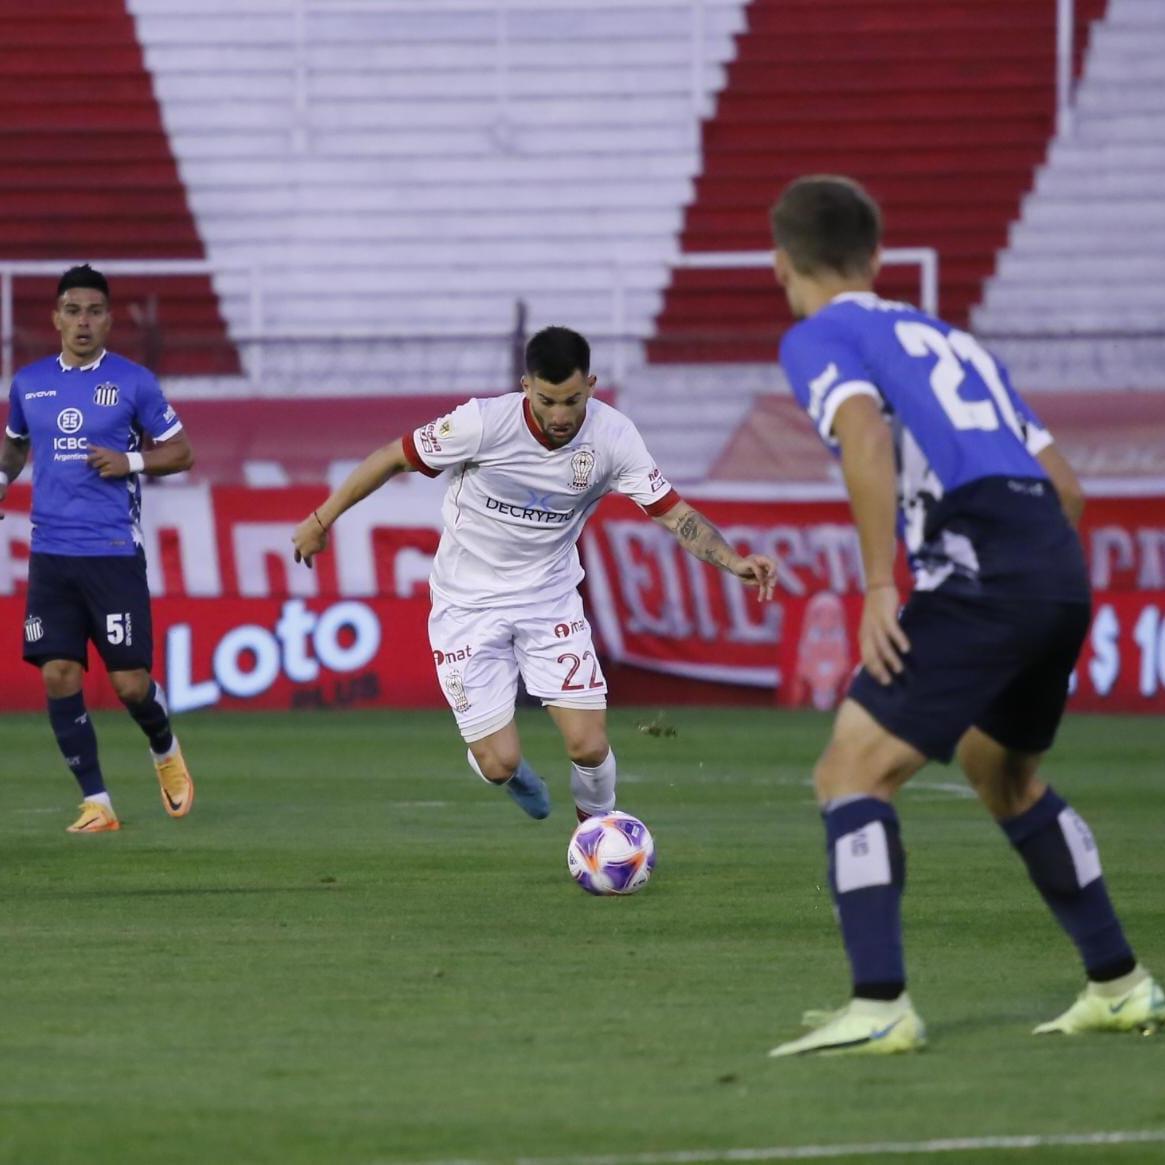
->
[292,327,775,821]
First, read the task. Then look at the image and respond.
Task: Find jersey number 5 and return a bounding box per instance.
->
[106,613,129,645]
[895,322,1023,440]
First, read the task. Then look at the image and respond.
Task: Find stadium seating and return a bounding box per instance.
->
[975,0,1165,391]
[651,0,1109,366]
[126,0,749,395]
[0,0,237,375]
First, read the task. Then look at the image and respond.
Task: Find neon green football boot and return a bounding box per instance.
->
[768,993,926,1058]
[1034,967,1165,1035]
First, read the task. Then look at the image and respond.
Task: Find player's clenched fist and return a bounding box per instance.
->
[86,446,132,478]
[292,510,330,568]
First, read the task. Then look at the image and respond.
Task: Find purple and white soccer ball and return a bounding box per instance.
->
[567,811,656,896]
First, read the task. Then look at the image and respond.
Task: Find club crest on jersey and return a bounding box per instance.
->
[57,407,84,434]
[569,449,596,492]
[444,670,471,713]
[24,616,44,643]
[93,383,120,407]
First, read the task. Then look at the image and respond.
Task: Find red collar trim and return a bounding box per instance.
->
[522,397,557,450]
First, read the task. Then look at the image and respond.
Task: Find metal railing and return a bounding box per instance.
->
[670,247,939,317]
[0,260,263,387]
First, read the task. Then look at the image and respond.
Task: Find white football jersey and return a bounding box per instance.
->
[403,393,679,607]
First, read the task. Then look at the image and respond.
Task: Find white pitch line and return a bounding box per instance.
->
[392,1130,1165,1165]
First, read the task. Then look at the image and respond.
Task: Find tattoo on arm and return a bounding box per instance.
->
[673,508,734,568]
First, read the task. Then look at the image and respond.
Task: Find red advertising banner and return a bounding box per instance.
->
[0,595,439,714]
[582,494,1165,713]
[1,485,1163,712]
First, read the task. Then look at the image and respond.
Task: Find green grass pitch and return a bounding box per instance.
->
[0,707,1162,1165]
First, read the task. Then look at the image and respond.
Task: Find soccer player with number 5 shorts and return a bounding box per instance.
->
[764,177,1163,1057]
[0,265,196,833]
[293,326,775,823]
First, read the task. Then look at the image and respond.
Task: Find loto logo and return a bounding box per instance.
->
[553,618,586,639]
[57,408,84,434]
[165,599,381,712]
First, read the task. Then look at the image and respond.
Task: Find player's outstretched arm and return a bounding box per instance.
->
[292,437,413,568]
[0,434,30,517]
[832,394,910,686]
[653,500,775,599]
[1036,444,1085,529]
[87,432,194,479]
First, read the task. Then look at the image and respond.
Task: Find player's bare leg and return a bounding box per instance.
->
[770,700,928,1057]
[957,727,1162,1035]
[110,667,193,818]
[41,659,120,832]
[467,720,550,820]
[545,704,615,822]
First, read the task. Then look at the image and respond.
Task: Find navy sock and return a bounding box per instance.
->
[824,797,907,1000]
[125,680,174,755]
[47,692,105,798]
[1000,787,1135,980]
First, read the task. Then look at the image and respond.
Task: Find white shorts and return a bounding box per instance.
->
[428,590,608,742]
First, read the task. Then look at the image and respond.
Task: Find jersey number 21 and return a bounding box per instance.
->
[895,321,1024,440]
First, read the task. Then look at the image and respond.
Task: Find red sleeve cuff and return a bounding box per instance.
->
[402,432,441,478]
[642,488,682,517]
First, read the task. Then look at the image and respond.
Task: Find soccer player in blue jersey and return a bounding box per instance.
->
[0,265,196,832]
[765,177,1163,1056]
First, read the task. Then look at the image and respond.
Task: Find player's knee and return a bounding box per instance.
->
[41,660,83,698]
[109,669,151,705]
[813,732,919,803]
[564,731,609,768]
[471,746,521,784]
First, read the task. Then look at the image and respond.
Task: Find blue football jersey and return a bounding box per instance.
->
[6,351,183,556]
[781,292,1087,599]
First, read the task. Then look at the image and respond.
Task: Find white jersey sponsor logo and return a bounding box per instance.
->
[409,395,674,608]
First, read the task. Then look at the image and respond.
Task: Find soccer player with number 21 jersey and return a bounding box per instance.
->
[293,327,775,824]
[766,177,1163,1057]
[0,266,196,833]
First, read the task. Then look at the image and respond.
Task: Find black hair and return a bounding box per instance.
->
[525,326,590,384]
[57,264,111,301]
[769,176,882,277]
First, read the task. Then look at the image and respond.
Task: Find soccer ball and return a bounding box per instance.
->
[567,811,655,896]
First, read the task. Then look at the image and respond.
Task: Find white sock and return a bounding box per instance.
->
[151,736,180,761]
[1091,965,1148,996]
[84,792,113,811]
[571,749,617,817]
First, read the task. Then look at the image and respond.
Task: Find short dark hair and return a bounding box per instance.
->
[525,326,590,383]
[57,264,111,301]
[769,176,882,277]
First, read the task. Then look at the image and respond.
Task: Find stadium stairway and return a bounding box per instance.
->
[974,0,1165,392]
[629,0,1113,478]
[126,0,749,400]
[0,0,237,376]
[650,0,1108,368]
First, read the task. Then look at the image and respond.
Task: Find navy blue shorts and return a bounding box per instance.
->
[23,552,154,672]
[849,591,1091,763]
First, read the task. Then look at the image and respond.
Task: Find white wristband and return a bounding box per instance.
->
[126,452,146,474]
[0,470,8,488]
